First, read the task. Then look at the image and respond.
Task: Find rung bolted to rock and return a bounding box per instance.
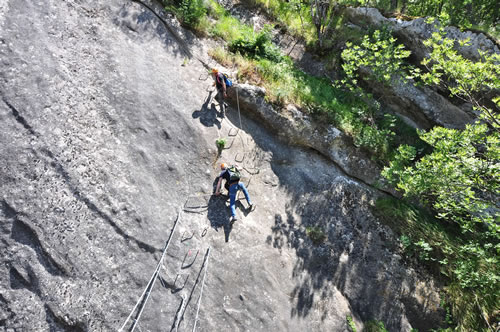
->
[181,249,199,269]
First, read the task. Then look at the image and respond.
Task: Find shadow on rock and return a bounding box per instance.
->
[266,185,445,331]
[115,0,195,59]
[206,195,247,243]
[192,91,222,129]
[220,107,445,330]
[207,194,232,242]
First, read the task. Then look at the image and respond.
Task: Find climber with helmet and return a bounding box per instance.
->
[215,163,254,224]
[211,68,227,103]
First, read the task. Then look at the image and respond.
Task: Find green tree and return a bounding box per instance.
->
[382,25,499,330]
[309,0,337,48]
[336,29,418,158]
[420,25,500,128]
[339,29,415,96]
[404,0,499,27]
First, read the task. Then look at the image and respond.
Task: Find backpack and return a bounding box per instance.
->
[227,165,241,182]
[222,73,233,87]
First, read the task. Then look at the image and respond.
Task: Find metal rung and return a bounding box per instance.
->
[184,196,209,209]
[172,273,190,293]
[234,152,244,163]
[228,127,239,136]
[223,138,234,150]
[182,249,199,269]
[181,230,194,242]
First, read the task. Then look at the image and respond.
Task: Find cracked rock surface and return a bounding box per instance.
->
[1,0,444,331]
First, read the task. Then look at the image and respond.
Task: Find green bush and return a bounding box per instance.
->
[229,26,284,62]
[177,0,206,28]
[364,320,388,332]
[305,226,326,245]
[346,315,357,332]
[163,0,207,29]
[251,0,317,44]
[374,196,499,330]
[215,138,226,151]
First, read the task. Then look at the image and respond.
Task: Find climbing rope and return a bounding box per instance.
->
[192,247,211,332]
[236,88,243,138]
[116,4,263,328]
[118,210,181,332]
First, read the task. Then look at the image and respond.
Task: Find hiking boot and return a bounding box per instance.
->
[230,216,238,225]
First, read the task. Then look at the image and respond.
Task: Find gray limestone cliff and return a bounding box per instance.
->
[0,1,445,331]
[342,7,499,130]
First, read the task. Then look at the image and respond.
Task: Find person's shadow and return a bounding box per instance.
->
[207,177,233,242]
[192,91,223,129]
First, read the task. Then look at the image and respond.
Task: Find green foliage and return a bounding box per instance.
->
[388,124,499,232]
[252,0,317,44]
[215,138,226,150]
[209,9,254,42]
[399,234,437,263]
[420,26,500,128]
[305,226,326,245]
[381,144,416,185]
[383,29,500,314]
[176,0,206,28]
[336,29,419,160]
[414,239,434,262]
[404,0,499,29]
[346,314,357,332]
[375,197,459,266]
[333,0,499,36]
[338,29,416,94]
[453,242,499,292]
[363,320,388,332]
[230,26,285,62]
[382,123,499,329]
[375,196,499,330]
[399,234,412,251]
[352,113,396,160]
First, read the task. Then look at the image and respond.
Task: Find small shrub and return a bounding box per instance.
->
[229,26,284,63]
[346,315,357,332]
[177,0,206,28]
[216,138,226,151]
[364,320,388,332]
[400,234,412,253]
[415,239,434,262]
[305,226,326,245]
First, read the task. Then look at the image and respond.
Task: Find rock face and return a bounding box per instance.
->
[344,7,500,62]
[342,7,500,129]
[0,0,444,331]
[227,84,399,196]
[359,69,473,129]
